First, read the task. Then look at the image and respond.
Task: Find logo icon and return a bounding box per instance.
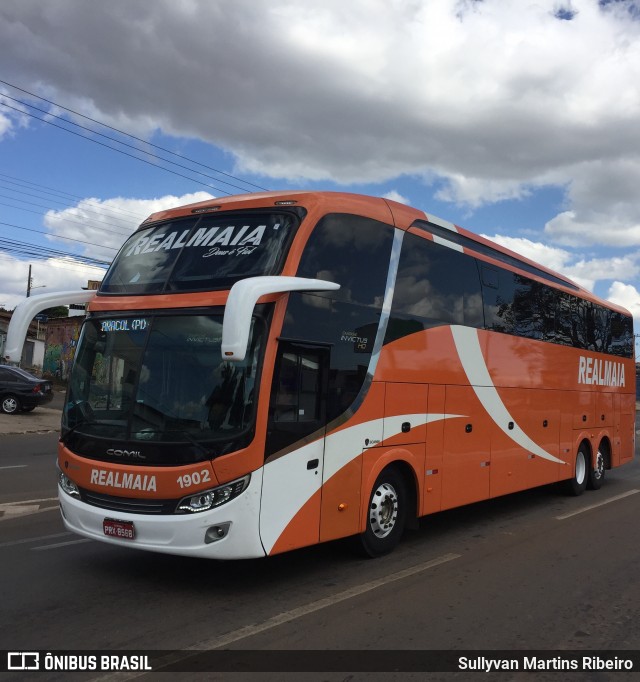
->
[8,652,40,671]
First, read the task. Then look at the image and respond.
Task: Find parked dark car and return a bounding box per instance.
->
[0,366,54,414]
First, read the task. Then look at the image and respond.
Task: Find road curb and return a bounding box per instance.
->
[0,407,62,435]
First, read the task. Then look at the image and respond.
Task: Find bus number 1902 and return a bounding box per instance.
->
[177,469,212,489]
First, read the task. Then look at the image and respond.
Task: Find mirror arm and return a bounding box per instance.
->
[221,276,340,361]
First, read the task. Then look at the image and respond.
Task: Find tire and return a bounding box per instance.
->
[564,444,589,496]
[359,467,407,558]
[1,395,21,415]
[587,446,606,490]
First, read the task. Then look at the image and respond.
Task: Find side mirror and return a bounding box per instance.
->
[221,276,340,361]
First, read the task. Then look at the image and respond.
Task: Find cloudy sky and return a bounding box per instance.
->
[1,0,639,345]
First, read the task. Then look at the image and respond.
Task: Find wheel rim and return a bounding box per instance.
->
[576,450,587,485]
[2,397,18,414]
[369,482,398,539]
[594,450,605,480]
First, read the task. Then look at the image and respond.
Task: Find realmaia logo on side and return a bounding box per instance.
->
[578,356,625,387]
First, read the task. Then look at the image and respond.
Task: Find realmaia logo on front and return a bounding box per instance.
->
[91,469,157,492]
[123,224,268,257]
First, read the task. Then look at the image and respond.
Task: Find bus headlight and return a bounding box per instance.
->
[58,469,80,498]
[176,475,250,513]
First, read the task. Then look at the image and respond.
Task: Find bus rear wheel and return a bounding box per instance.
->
[359,467,407,558]
[564,444,588,496]
[587,446,606,490]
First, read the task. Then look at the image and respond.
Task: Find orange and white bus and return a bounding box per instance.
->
[7,191,636,558]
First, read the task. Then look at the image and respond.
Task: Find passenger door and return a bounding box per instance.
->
[260,342,330,555]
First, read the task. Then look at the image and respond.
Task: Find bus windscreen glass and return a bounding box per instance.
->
[62,313,264,464]
[101,211,299,294]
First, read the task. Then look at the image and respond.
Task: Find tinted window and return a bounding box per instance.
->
[554,293,574,346]
[483,267,550,339]
[101,218,198,294]
[386,233,483,343]
[63,312,267,464]
[0,368,17,382]
[413,219,579,291]
[296,214,393,307]
[484,274,633,358]
[282,295,379,421]
[101,211,300,294]
[609,311,634,358]
[168,212,297,291]
[266,215,394,455]
[266,343,330,455]
[272,349,323,423]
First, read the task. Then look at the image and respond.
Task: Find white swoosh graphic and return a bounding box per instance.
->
[450,325,565,465]
[260,412,463,553]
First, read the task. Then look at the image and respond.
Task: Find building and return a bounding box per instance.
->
[0,310,46,370]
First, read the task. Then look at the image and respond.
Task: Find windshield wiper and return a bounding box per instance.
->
[168,429,214,458]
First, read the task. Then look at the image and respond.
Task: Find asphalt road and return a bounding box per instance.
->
[1,415,639,681]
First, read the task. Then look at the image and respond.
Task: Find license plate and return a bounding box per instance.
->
[103,519,135,540]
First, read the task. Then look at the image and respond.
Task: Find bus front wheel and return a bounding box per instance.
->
[359,467,407,558]
[564,444,588,497]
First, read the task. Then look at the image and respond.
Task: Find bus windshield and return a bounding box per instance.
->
[62,313,265,464]
[100,211,300,294]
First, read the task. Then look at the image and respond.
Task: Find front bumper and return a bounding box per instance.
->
[58,468,266,559]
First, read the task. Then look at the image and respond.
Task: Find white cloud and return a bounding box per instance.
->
[435,175,533,208]
[43,191,214,260]
[608,281,640,319]
[543,159,640,247]
[382,190,410,205]
[1,0,640,255]
[0,112,12,139]
[1,3,639,200]
[0,88,31,139]
[564,254,640,292]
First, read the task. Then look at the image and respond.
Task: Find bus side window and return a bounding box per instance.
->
[266,343,329,456]
[273,351,321,423]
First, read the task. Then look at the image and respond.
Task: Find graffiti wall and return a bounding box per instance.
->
[44,318,82,380]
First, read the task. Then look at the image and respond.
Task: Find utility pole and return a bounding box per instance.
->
[26,264,45,297]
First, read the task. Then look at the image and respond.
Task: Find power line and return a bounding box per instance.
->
[1,101,242,197]
[0,79,271,275]
[0,201,134,240]
[0,172,148,221]
[0,236,110,268]
[0,195,136,237]
[0,78,269,192]
[1,93,253,195]
[0,248,107,268]
[0,79,269,193]
[0,220,119,254]
[0,176,145,224]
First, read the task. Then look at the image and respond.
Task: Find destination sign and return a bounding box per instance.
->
[100,319,149,333]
